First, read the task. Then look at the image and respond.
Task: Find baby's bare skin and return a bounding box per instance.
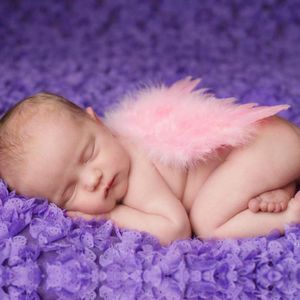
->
[6,105,191,246]
[42,113,300,241]
[156,146,297,216]
[113,137,191,244]
[147,115,300,240]
[248,181,296,213]
[5,100,300,244]
[188,116,300,239]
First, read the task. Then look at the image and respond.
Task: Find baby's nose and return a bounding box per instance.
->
[84,169,102,192]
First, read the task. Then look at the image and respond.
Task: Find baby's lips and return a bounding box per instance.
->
[104,176,116,198]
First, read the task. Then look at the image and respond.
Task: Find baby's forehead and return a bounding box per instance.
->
[23,115,86,168]
[30,117,85,145]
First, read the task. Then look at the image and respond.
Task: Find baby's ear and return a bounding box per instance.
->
[85,107,102,123]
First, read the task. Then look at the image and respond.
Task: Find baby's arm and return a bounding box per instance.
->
[115,158,192,245]
[67,203,190,245]
[111,203,190,245]
[115,141,191,244]
[68,142,191,245]
[68,200,190,246]
[119,147,191,244]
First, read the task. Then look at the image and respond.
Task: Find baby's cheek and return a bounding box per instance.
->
[64,198,87,213]
[93,199,116,214]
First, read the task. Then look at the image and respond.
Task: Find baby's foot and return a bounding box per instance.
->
[286,191,300,224]
[248,183,296,213]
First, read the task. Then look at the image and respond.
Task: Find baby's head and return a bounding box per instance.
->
[0,93,130,214]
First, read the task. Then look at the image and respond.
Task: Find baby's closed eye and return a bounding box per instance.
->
[62,184,76,204]
[82,137,95,164]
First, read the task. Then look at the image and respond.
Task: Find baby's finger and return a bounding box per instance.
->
[65,211,81,219]
[66,211,91,220]
[66,210,109,221]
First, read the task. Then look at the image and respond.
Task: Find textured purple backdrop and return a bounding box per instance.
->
[1,0,300,299]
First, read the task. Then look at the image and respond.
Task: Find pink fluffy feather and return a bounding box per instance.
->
[104,77,290,168]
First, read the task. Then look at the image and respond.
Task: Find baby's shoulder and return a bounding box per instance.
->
[120,139,181,205]
[153,160,187,200]
[118,136,150,168]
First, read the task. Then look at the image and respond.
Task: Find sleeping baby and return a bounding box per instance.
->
[1,77,300,245]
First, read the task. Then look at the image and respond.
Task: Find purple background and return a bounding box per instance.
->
[1,0,300,121]
[1,0,300,299]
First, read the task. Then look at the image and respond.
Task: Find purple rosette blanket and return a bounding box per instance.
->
[1,180,300,299]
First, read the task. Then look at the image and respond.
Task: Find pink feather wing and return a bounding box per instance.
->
[104,77,290,168]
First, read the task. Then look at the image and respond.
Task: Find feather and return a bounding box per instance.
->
[104,77,290,168]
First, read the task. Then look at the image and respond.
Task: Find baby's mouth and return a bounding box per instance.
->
[104,176,116,198]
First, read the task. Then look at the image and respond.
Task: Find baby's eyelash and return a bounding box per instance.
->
[65,185,76,201]
[83,142,95,163]
[88,143,95,161]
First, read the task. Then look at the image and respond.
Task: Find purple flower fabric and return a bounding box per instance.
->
[1,0,300,298]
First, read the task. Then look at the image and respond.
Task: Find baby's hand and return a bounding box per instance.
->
[66,210,111,221]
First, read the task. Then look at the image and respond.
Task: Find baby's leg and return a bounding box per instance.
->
[208,191,300,239]
[248,181,296,213]
[190,119,300,239]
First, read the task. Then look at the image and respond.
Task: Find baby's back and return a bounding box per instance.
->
[121,115,300,215]
[153,149,230,212]
[120,135,230,213]
[146,116,300,214]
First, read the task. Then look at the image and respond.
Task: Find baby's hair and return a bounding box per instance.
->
[0,92,87,125]
[0,92,88,187]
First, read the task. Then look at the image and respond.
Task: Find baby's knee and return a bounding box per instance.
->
[192,224,216,240]
[189,209,216,239]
